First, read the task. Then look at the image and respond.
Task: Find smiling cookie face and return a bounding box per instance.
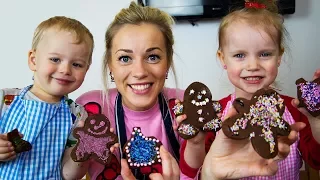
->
[71,114,118,165]
[175,82,222,139]
[222,88,291,159]
[296,78,320,117]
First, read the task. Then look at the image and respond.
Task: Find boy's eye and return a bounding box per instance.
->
[119,56,131,63]
[50,58,60,63]
[72,62,84,68]
[234,54,245,58]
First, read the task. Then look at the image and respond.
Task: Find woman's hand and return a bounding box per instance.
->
[121,146,179,180]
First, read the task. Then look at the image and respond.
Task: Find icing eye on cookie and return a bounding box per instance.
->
[175,82,222,140]
[222,88,291,159]
[123,127,162,173]
[296,77,320,117]
[71,114,118,165]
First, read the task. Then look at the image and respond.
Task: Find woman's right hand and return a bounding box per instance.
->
[121,146,180,180]
[0,133,16,161]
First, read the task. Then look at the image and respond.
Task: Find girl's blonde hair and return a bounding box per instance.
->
[218,0,288,52]
[32,16,94,65]
[102,1,177,94]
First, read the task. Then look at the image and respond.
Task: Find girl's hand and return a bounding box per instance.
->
[201,107,306,180]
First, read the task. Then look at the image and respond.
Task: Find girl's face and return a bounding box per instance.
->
[218,22,283,99]
[109,23,168,111]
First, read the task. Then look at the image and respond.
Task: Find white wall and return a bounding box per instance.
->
[0,0,319,100]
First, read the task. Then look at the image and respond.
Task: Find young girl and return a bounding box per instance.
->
[0,16,94,180]
[179,0,320,179]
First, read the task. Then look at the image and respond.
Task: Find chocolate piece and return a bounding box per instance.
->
[222,88,291,159]
[7,129,32,153]
[123,127,162,173]
[71,114,118,165]
[296,77,320,117]
[174,82,222,139]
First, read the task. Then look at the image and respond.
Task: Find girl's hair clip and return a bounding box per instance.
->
[245,2,267,9]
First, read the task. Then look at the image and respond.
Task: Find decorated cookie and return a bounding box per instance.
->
[7,129,32,153]
[123,127,162,174]
[222,88,291,159]
[71,114,118,165]
[174,82,222,139]
[296,78,320,117]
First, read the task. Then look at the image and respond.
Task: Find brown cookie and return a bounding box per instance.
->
[71,114,118,165]
[174,82,222,139]
[296,77,320,117]
[123,127,162,171]
[7,129,32,153]
[222,88,291,159]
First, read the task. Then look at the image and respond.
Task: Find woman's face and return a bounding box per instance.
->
[109,23,169,111]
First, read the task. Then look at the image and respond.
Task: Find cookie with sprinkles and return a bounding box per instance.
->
[296,77,320,117]
[123,127,162,173]
[222,88,291,159]
[71,114,118,165]
[174,82,222,139]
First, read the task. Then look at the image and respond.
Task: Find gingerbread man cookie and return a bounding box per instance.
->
[71,114,118,165]
[123,127,162,174]
[222,88,291,159]
[173,82,222,139]
[7,129,32,153]
[296,77,320,117]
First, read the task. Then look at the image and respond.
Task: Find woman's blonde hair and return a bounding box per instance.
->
[102,1,177,94]
[32,16,94,65]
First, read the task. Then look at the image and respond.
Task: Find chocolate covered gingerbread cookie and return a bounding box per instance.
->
[123,127,162,174]
[296,77,320,117]
[7,129,32,153]
[173,82,222,139]
[71,114,118,165]
[222,88,291,159]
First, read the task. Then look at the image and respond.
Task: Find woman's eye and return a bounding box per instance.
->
[148,55,160,63]
[234,54,245,58]
[50,58,60,63]
[119,56,131,63]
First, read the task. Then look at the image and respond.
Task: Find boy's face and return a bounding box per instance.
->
[28,28,91,102]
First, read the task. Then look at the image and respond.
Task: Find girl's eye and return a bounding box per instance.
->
[234,54,245,58]
[119,56,131,63]
[50,58,60,63]
[147,54,160,63]
[260,52,272,57]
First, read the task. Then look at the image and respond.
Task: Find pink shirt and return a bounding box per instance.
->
[76,88,184,180]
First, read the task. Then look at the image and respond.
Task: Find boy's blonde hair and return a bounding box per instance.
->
[102,1,177,93]
[218,0,288,52]
[31,16,94,64]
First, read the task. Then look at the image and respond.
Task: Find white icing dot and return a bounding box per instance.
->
[130,163,133,166]
[157,152,160,154]
[156,140,159,142]
[152,160,155,163]
[128,159,131,162]
[131,138,134,141]
[132,132,135,135]
[134,127,137,130]
[156,147,159,150]
[128,143,131,146]
[157,155,160,158]
[158,159,161,162]
[148,162,152,165]
[139,133,142,136]
[126,150,129,153]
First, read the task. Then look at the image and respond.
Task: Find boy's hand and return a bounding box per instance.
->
[0,133,16,161]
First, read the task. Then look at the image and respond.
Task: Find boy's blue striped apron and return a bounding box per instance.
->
[0,85,72,180]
